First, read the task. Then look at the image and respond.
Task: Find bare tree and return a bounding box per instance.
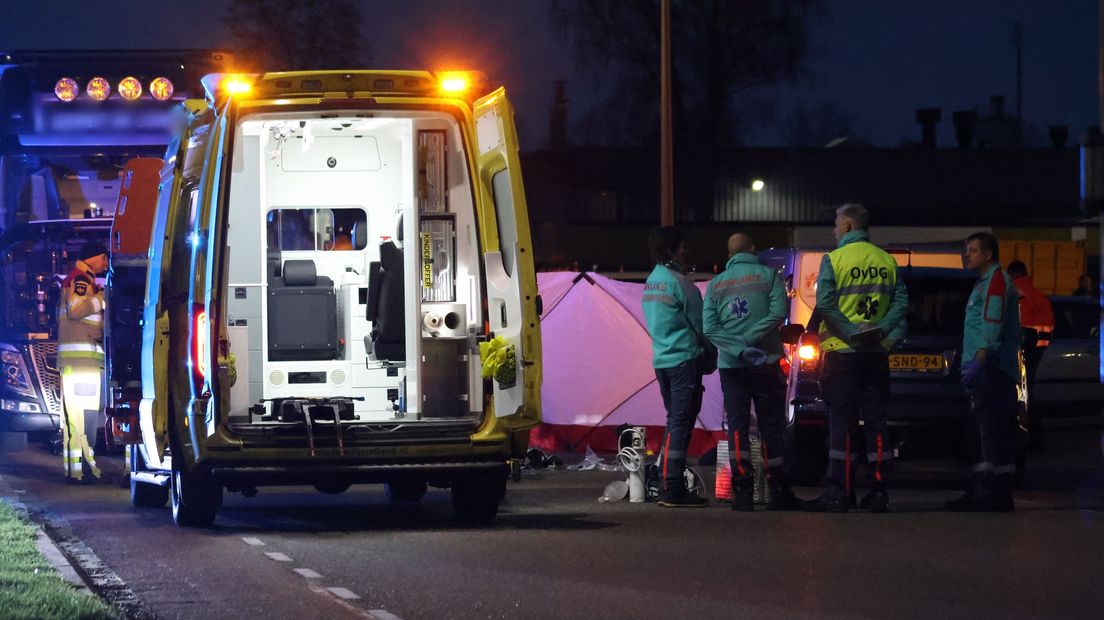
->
[552,0,821,220]
[224,0,371,72]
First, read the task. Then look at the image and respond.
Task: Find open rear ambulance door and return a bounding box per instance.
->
[472,89,542,430]
[138,101,210,469]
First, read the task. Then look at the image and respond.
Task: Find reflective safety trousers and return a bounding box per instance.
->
[60,354,103,480]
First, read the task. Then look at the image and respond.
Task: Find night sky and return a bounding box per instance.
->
[1,0,1097,150]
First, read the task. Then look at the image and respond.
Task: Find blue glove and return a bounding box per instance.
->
[960,359,989,390]
[740,346,769,366]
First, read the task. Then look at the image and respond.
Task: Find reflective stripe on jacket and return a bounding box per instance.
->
[643,263,705,369]
[816,231,908,353]
[702,253,786,368]
[57,260,105,356]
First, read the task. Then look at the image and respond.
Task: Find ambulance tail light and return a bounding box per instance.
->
[192,309,210,390]
[797,333,820,371]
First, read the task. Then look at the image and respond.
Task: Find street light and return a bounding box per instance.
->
[751,179,766,192]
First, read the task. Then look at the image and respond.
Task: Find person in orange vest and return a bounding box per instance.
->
[1006,261,1054,347]
[58,240,109,483]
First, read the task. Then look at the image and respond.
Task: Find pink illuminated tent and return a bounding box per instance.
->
[530,272,725,456]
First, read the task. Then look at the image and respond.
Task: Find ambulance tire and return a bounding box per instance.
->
[385,478,427,504]
[786,424,827,486]
[171,466,222,528]
[0,431,28,453]
[452,469,506,526]
[314,481,351,495]
[130,448,168,508]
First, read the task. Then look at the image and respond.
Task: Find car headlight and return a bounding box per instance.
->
[1,349,37,399]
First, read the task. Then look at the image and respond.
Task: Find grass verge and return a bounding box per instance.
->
[0,501,117,620]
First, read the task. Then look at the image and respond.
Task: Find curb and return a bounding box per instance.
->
[0,472,156,619]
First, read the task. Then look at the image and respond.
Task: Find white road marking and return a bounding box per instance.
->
[294,568,322,579]
[265,552,293,562]
[241,537,265,546]
[326,587,361,600]
[368,610,404,620]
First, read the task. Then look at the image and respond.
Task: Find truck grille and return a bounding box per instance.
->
[29,342,62,416]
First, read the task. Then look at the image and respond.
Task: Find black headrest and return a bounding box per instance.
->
[380,240,402,266]
[282,260,317,286]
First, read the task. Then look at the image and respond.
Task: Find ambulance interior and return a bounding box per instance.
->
[223,111,484,427]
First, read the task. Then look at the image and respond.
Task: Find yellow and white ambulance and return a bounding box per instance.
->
[128,71,542,527]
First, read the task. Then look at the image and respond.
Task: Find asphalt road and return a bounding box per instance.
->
[1,426,1102,620]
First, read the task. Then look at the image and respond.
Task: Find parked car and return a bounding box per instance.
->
[1032,296,1104,419]
[763,248,1030,484]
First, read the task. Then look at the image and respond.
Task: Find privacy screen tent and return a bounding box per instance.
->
[531,272,729,456]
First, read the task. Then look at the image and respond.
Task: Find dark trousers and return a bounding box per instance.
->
[967,368,1018,480]
[656,361,704,492]
[821,351,893,497]
[719,365,788,487]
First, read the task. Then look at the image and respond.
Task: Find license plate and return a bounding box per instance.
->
[889,353,943,372]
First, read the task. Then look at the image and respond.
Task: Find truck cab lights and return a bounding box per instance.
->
[54,78,79,102]
[150,77,174,101]
[52,76,176,102]
[86,77,111,101]
[118,76,143,100]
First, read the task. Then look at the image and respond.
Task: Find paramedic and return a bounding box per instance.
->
[58,240,109,483]
[643,226,714,508]
[806,204,908,513]
[946,232,1021,512]
[703,233,798,511]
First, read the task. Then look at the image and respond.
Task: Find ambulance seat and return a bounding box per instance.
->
[268,259,339,361]
[366,241,405,361]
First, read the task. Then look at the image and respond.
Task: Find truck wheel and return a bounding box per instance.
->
[0,432,28,453]
[314,481,351,495]
[130,448,168,508]
[385,478,427,504]
[451,469,506,526]
[786,424,826,486]
[171,466,222,528]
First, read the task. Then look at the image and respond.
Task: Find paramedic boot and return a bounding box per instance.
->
[658,487,709,508]
[858,484,890,513]
[731,480,754,512]
[945,474,988,512]
[802,486,850,513]
[766,480,799,511]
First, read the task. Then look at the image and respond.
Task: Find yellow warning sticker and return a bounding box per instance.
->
[421,232,433,288]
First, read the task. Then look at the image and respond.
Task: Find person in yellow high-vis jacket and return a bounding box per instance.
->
[805,204,908,513]
[58,240,109,483]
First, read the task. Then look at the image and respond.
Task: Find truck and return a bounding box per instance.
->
[126,70,543,527]
[0,50,229,452]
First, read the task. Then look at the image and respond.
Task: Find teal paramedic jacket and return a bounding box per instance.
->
[963,263,1021,382]
[702,253,786,369]
[643,263,706,369]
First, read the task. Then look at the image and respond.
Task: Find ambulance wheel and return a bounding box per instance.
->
[786,424,827,486]
[314,481,351,495]
[130,449,168,508]
[0,432,28,453]
[385,478,427,504]
[451,469,506,526]
[171,466,222,528]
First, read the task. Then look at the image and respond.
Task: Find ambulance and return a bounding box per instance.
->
[127,71,542,527]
